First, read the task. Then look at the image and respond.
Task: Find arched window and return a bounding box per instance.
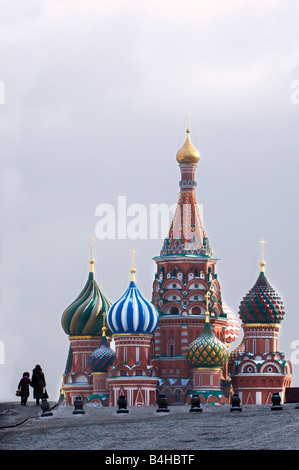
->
[170,307,179,315]
[74,374,88,383]
[253,339,256,354]
[123,347,127,363]
[136,347,140,363]
[265,339,269,353]
[192,306,201,315]
[169,344,174,357]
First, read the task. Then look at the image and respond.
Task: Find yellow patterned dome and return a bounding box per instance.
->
[186,311,229,368]
[176,128,200,165]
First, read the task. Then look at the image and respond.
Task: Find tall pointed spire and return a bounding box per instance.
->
[160,120,213,257]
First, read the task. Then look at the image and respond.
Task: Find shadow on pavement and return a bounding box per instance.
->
[0,401,58,429]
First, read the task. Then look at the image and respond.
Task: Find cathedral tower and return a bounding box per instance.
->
[229,241,292,404]
[151,123,238,404]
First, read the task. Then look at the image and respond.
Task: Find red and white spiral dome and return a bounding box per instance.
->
[223,303,240,345]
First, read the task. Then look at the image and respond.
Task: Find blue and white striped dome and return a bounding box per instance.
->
[107,280,159,335]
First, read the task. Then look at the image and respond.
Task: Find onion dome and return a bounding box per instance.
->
[176,126,200,165]
[88,315,115,373]
[229,337,245,362]
[223,303,240,344]
[238,242,285,324]
[186,293,229,368]
[107,250,159,335]
[61,239,111,336]
[228,337,245,375]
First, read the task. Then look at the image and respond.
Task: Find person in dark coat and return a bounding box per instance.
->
[18,372,32,405]
[31,365,46,405]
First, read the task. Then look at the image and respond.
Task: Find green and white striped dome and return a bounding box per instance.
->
[61,257,111,336]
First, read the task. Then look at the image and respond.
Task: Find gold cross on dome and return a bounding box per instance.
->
[259,239,266,259]
[187,111,190,131]
[204,291,211,323]
[205,291,210,311]
[131,249,136,266]
[101,311,107,336]
[89,236,95,272]
[259,239,266,272]
[89,236,95,258]
[130,249,136,281]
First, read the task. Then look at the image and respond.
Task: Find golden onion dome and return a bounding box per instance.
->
[176,128,200,165]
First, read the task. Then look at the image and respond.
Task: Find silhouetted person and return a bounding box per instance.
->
[31,365,46,405]
[18,372,32,405]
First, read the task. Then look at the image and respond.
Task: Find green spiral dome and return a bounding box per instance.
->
[61,271,111,336]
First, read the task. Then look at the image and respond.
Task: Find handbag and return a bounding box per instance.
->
[43,388,49,399]
[16,390,21,396]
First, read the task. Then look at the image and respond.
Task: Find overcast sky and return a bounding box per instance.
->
[0,0,299,401]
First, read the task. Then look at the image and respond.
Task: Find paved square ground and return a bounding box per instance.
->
[1,402,299,451]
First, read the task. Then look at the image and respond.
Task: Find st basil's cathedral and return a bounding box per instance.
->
[60,124,292,407]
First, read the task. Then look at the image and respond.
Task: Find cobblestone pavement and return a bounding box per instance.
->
[0,402,299,451]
